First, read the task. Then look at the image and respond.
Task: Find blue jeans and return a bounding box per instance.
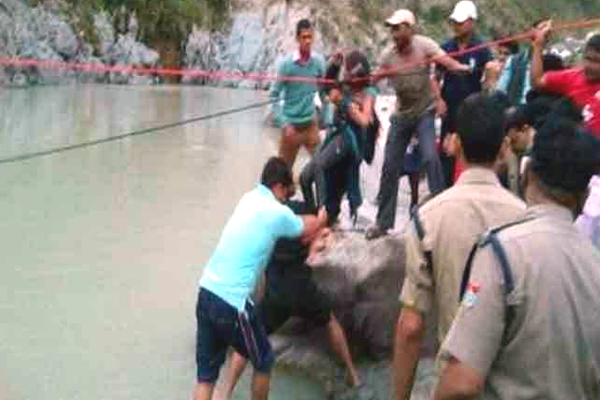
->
[376,111,444,230]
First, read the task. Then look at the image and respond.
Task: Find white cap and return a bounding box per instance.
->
[449,0,477,23]
[385,9,416,27]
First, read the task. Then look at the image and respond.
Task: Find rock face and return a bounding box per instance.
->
[182,2,390,90]
[0,0,159,86]
[183,4,321,89]
[266,230,439,400]
[1,0,593,88]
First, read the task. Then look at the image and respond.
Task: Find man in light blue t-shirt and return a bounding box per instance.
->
[193,157,327,400]
[270,19,326,168]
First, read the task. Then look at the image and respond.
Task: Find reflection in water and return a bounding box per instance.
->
[0,85,320,400]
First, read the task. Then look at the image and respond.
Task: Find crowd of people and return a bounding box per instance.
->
[192,3,600,400]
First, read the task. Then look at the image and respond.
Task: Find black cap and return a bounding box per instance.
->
[530,117,600,192]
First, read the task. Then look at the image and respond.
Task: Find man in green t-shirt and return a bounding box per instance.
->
[270,19,326,168]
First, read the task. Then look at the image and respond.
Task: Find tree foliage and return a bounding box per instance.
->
[30,0,231,48]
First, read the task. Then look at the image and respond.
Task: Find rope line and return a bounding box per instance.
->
[0,57,335,84]
[1,16,600,165]
[0,98,274,165]
[2,17,600,82]
[383,17,600,76]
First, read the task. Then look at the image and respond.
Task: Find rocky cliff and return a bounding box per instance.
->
[0,0,158,86]
[1,0,598,87]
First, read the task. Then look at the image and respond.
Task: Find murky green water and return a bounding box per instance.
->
[0,85,321,400]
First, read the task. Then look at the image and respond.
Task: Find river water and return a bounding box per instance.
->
[0,85,322,400]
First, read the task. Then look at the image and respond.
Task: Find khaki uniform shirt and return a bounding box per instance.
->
[381,35,445,119]
[441,204,600,400]
[400,168,526,343]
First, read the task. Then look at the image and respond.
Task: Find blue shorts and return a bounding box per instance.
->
[196,288,275,383]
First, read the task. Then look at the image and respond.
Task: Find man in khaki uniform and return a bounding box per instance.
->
[393,92,526,400]
[435,117,600,400]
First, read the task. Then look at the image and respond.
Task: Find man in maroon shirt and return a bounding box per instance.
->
[531,21,600,137]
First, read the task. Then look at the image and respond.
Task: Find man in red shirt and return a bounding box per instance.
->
[531,21,600,137]
[532,22,600,249]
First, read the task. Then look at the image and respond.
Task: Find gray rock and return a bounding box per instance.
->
[108,62,131,84]
[237,79,260,89]
[182,4,324,89]
[264,230,439,399]
[19,39,65,84]
[229,13,263,73]
[0,0,27,16]
[182,27,229,85]
[0,1,159,86]
[74,54,106,83]
[27,8,79,58]
[105,34,159,84]
[90,11,160,84]
[107,34,158,67]
[94,11,115,59]
[128,72,157,85]
[10,71,28,87]
[0,6,80,84]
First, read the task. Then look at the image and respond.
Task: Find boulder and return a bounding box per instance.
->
[182,27,227,85]
[266,230,439,399]
[27,8,79,59]
[182,4,326,89]
[94,11,115,59]
[229,13,264,73]
[0,0,27,16]
[104,33,159,84]
[0,2,160,86]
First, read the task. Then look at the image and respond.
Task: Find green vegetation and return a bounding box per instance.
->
[29,0,231,55]
[326,0,600,50]
[461,0,600,40]
[26,0,600,71]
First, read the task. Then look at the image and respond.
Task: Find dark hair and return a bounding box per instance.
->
[345,50,371,78]
[505,105,529,131]
[550,98,583,124]
[322,60,342,94]
[456,91,510,164]
[296,19,312,37]
[521,97,582,130]
[521,97,554,129]
[585,34,600,54]
[542,53,564,72]
[260,157,293,189]
[531,117,600,193]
